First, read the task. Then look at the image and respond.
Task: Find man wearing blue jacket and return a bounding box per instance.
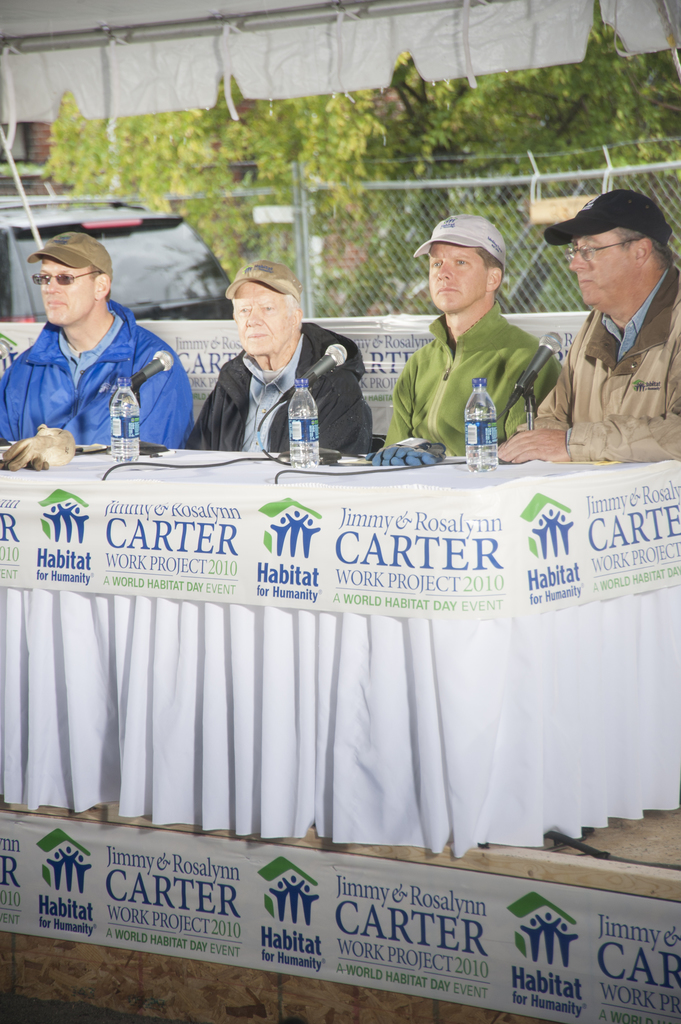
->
[0,232,193,448]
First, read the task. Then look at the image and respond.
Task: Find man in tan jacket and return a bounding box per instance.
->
[499,189,680,463]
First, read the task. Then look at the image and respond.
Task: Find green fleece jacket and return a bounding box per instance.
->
[385,304,562,456]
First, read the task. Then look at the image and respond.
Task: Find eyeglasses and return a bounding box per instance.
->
[564,241,631,263]
[32,270,101,286]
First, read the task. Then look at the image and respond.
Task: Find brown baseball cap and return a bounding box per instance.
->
[28,232,113,279]
[226,260,302,302]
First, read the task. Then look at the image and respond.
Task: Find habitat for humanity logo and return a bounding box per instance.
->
[258,856,319,925]
[259,499,321,559]
[39,489,89,543]
[508,892,577,967]
[508,892,584,1016]
[258,856,323,971]
[521,493,572,559]
[37,829,95,937]
[38,828,91,893]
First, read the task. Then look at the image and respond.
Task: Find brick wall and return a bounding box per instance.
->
[26,123,52,164]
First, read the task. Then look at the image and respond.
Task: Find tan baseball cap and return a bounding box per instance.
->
[28,232,113,279]
[226,260,302,302]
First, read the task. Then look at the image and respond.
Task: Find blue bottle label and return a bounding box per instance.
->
[289,418,319,443]
[111,415,140,440]
[465,421,497,446]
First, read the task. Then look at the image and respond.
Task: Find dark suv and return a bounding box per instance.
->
[0,199,232,322]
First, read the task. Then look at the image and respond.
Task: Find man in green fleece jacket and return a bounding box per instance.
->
[385,215,561,456]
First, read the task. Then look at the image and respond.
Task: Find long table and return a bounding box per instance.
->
[1,452,680,857]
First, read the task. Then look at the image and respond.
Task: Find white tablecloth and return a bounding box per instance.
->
[1,455,680,857]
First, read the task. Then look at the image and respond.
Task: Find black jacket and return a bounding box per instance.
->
[187,322,372,454]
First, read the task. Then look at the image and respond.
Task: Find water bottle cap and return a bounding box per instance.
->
[294,378,309,388]
[472,377,487,387]
[117,376,131,386]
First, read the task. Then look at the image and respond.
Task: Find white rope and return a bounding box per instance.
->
[1,47,17,151]
[334,7,359,101]
[610,0,631,57]
[527,149,540,205]
[672,45,681,84]
[220,25,240,122]
[0,49,41,245]
[602,143,613,193]
[0,123,42,247]
[106,38,120,142]
[462,0,477,89]
[106,38,121,190]
[336,9,347,94]
[654,0,681,85]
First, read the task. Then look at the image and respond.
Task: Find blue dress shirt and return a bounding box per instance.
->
[243,336,304,451]
[58,313,123,386]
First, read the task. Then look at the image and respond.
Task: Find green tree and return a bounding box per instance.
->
[45,7,681,313]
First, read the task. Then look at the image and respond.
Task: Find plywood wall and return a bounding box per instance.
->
[0,931,547,1024]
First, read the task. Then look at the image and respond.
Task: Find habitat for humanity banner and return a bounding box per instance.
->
[0,462,681,619]
[1,812,681,1024]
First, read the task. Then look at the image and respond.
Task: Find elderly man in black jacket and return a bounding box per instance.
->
[187,260,371,454]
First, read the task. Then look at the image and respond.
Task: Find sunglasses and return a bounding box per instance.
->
[32,270,102,286]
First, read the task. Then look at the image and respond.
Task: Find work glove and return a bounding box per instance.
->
[367,441,446,467]
[2,425,76,471]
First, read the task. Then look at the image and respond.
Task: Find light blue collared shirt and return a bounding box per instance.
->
[59,313,123,386]
[602,269,668,362]
[242,335,304,451]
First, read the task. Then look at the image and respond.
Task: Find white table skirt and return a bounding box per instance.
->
[1,584,679,857]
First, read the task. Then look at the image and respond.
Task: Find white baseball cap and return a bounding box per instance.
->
[414,214,506,268]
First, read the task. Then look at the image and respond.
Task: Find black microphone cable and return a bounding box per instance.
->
[101,454,269,481]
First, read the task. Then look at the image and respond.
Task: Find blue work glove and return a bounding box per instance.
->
[367,442,446,467]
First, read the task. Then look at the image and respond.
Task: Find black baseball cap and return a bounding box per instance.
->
[544,189,672,246]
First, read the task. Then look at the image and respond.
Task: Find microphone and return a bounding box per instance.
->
[130,350,174,393]
[305,343,347,386]
[499,333,562,419]
[0,337,10,376]
[257,344,347,435]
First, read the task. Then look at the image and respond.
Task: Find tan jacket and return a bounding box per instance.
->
[536,267,681,462]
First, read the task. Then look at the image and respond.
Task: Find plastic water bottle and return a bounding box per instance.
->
[110,376,140,462]
[288,378,319,468]
[465,377,498,472]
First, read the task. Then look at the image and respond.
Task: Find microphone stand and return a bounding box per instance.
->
[499,384,538,432]
[498,335,561,433]
[524,391,537,431]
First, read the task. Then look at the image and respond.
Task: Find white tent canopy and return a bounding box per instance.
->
[1,0,680,126]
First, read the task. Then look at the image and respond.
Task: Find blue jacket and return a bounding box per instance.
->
[0,301,193,447]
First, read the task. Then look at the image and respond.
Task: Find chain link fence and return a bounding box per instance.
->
[178,159,681,317]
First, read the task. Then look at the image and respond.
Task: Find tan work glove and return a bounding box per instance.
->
[2,425,76,471]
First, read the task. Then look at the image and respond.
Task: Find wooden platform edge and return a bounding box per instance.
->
[2,799,680,903]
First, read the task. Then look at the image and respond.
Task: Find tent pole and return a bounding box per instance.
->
[0,124,43,247]
[298,162,314,319]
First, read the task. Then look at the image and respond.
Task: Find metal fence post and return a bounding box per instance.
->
[292,161,315,318]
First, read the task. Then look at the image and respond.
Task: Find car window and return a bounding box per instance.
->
[0,231,10,318]
[14,220,228,307]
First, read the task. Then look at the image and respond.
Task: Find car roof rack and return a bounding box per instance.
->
[0,196,147,211]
